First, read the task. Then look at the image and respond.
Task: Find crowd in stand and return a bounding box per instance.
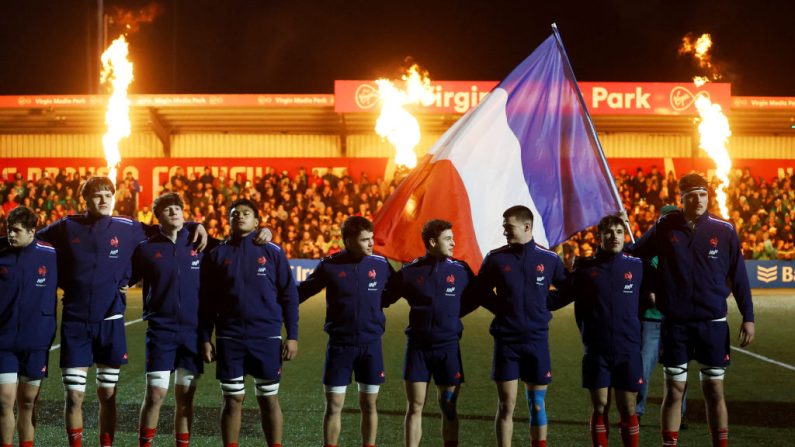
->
[2,164,794,260]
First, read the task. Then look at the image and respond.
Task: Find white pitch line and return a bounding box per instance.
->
[49,318,144,352]
[731,346,795,372]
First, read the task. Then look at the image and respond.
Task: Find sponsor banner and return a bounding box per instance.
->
[0,94,335,109]
[747,261,795,288]
[289,259,320,282]
[606,157,795,184]
[732,96,795,110]
[334,80,732,116]
[0,157,389,207]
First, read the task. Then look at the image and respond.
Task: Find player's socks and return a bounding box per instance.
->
[20,442,34,447]
[531,441,547,447]
[224,444,238,447]
[269,444,283,447]
[363,444,376,447]
[176,432,190,446]
[139,426,156,447]
[444,441,459,447]
[711,428,728,447]
[100,432,113,447]
[2,443,13,447]
[619,414,640,447]
[590,411,609,446]
[662,430,679,446]
[67,427,83,447]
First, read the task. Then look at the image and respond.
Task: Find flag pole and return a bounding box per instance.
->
[550,23,634,242]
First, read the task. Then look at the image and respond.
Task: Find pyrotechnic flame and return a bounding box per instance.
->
[375,64,435,169]
[681,33,732,218]
[109,2,163,33]
[100,35,134,186]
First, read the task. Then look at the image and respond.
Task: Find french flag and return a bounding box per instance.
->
[374,29,622,269]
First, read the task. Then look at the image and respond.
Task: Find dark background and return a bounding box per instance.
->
[1,0,793,96]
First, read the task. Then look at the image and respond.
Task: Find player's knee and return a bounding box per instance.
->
[526,388,548,427]
[18,376,41,388]
[96,367,121,389]
[254,378,280,397]
[663,363,688,382]
[145,370,171,391]
[699,366,726,382]
[357,382,380,394]
[174,368,200,388]
[220,376,245,396]
[439,390,457,421]
[62,368,88,393]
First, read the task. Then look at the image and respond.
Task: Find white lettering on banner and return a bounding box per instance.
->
[289,265,315,282]
[783,266,793,282]
[354,83,489,113]
[591,86,651,110]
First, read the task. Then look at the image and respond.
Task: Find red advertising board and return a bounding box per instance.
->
[0,94,335,109]
[334,80,732,116]
[0,157,388,207]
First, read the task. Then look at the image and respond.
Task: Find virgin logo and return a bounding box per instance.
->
[354,83,379,110]
[669,86,711,112]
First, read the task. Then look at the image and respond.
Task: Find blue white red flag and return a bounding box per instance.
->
[374,32,622,268]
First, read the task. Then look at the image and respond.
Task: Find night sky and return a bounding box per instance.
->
[1,0,793,96]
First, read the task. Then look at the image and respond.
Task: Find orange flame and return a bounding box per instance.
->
[100,35,134,186]
[375,64,435,169]
[109,2,163,33]
[681,33,731,218]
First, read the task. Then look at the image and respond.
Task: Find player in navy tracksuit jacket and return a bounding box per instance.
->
[297,216,393,447]
[199,198,298,447]
[382,219,482,447]
[0,207,57,447]
[551,215,645,447]
[626,174,754,447]
[36,176,209,447]
[477,206,567,447]
[129,192,216,447]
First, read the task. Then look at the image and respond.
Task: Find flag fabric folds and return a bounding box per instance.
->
[374,33,621,269]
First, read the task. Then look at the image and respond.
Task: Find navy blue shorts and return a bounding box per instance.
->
[216,337,282,382]
[660,320,731,368]
[324,341,385,387]
[145,328,203,374]
[404,344,464,385]
[0,350,49,380]
[492,339,552,384]
[60,319,128,368]
[582,350,644,392]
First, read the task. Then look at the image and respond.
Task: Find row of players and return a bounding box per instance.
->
[0,173,754,447]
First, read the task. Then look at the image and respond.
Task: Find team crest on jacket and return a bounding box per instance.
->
[446,274,455,284]
[38,265,47,276]
[223,258,232,266]
[368,269,377,279]
[708,236,720,259]
[710,236,718,247]
[624,271,633,281]
[367,269,378,291]
[258,256,267,265]
[190,249,198,257]
[154,251,163,260]
[670,235,679,243]
[536,264,545,273]
[338,271,347,278]
[108,236,120,259]
[257,257,268,276]
[35,265,48,288]
[71,237,81,244]
[415,275,424,285]
[445,274,457,296]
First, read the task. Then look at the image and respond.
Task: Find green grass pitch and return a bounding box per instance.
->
[27,290,795,446]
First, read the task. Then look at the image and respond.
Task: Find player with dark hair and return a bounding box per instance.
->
[131,192,214,447]
[0,207,57,447]
[200,198,298,447]
[551,215,644,447]
[37,176,208,447]
[298,215,394,447]
[478,205,567,447]
[627,173,754,447]
[383,219,481,447]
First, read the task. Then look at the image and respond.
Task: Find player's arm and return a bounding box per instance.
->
[460,261,487,317]
[624,220,659,259]
[296,260,327,303]
[476,254,499,314]
[381,267,404,308]
[128,242,145,287]
[36,218,64,248]
[198,253,218,362]
[548,259,575,311]
[275,248,299,360]
[727,231,755,346]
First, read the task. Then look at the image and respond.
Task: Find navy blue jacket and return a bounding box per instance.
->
[38,214,154,323]
[199,233,298,341]
[551,251,644,354]
[298,251,393,346]
[0,238,58,351]
[131,228,215,334]
[383,255,479,349]
[627,210,754,323]
[478,240,567,343]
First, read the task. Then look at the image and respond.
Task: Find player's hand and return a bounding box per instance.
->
[192,225,209,252]
[282,339,298,361]
[202,341,216,363]
[118,285,129,295]
[739,321,755,347]
[254,227,273,245]
[648,292,656,304]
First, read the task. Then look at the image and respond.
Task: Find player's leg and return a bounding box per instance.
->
[404,381,428,447]
[322,343,353,447]
[217,338,246,447]
[138,371,169,447]
[494,380,518,447]
[588,387,610,447]
[357,385,379,447]
[615,389,639,447]
[697,320,731,447]
[354,341,385,447]
[174,367,201,446]
[16,377,42,447]
[252,337,284,447]
[60,321,92,447]
[523,342,552,446]
[614,352,642,447]
[660,321,689,445]
[0,370,17,446]
[255,385,282,447]
[436,384,460,447]
[525,383,549,445]
[96,318,129,447]
[434,347,464,447]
